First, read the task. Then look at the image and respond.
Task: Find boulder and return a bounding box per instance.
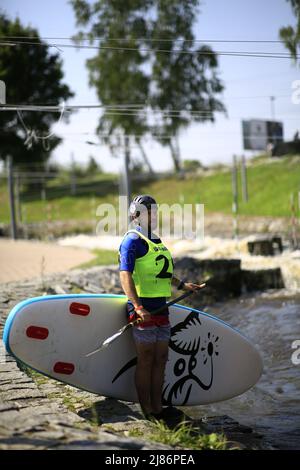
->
[174,257,242,304]
[242,268,284,292]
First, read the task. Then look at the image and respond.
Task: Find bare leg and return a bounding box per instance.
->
[134,341,155,415]
[151,341,169,414]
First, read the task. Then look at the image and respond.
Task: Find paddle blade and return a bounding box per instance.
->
[85,347,103,358]
[85,322,134,357]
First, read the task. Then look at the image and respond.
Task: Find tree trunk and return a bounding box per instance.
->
[124,135,132,209]
[169,138,182,174]
[138,142,155,175]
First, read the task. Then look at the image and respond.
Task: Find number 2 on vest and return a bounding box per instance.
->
[155,254,173,278]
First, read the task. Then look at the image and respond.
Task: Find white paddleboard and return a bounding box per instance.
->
[3,294,263,405]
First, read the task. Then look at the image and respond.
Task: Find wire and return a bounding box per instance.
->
[1,104,299,123]
[222,94,291,100]
[16,102,66,149]
[0,89,293,113]
[0,104,216,117]
[225,71,299,83]
[1,128,296,150]
[0,103,155,112]
[0,104,100,112]
[0,39,294,59]
[0,35,287,43]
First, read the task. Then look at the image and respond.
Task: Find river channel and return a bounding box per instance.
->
[184,290,300,450]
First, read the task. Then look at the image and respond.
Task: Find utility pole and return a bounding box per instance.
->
[70,153,77,196]
[240,154,248,202]
[7,156,18,239]
[290,192,299,249]
[231,155,238,240]
[15,171,22,224]
[124,135,132,211]
[270,96,276,121]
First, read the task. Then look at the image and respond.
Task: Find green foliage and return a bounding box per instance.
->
[0,13,74,168]
[86,155,102,174]
[129,420,228,450]
[70,162,88,178]
[17,361,49,385]
[69,158,103,178]
[280,0,300,64]
[71,0,150,148]
[1,156,298,226]
[183,159,204,171]
[74,249,118,268]
[70,1,225,172]
[150,1,225,170]
[130,157,146,174]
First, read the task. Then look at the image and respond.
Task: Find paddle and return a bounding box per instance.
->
[85,282,206,357]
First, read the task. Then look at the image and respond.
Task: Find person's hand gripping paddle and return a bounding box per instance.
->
[85,282,206,357]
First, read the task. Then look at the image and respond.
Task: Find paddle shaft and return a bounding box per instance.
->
[129,283,206,326]
[85,283,206,356]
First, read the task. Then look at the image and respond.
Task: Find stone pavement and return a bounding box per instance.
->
[0,343,171,450]
[0,277,170,450]
[0,238,95,284]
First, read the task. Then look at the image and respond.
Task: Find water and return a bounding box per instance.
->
[184,291,300,450]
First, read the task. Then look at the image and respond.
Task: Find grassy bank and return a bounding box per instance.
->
[137,155,300,217]
[74,249,118,268]
[0,154,299,224]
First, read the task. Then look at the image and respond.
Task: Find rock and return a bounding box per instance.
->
[242,268,285,291]
[174,257,285,304]
[174,257,242,304]
[0,403,20,412]
[1,389,45,402]
[45,285,69,295]
[247,237,283,256]
[193,415,270,450]
[81,283,105,294]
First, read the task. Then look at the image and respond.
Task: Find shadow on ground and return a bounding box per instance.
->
[78,397,142,425]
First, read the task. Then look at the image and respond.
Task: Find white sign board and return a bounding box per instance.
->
[242,119,283,150]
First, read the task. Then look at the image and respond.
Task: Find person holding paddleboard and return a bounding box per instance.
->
[118,194,204,420]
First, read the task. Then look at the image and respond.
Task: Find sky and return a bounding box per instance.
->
[1,0,300,173]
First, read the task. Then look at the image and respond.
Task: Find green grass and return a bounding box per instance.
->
[17,362,49,386]
[137,155,300,217]
[73,249,118,269]
[0,194,120,224]
[129,420,228,450]
[1,155,299,224]
[0,172,120,224]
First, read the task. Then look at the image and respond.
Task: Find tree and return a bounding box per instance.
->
[150,1,225,172]
[86,155,102,174]
[71,0,153,204]
[0,13,74,170]
[279,0,300,64]
[71,0,225,176]
[183,159,204,172]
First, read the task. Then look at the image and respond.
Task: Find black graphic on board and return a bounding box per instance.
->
[163,312,219,405]
[112,311,219,405]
